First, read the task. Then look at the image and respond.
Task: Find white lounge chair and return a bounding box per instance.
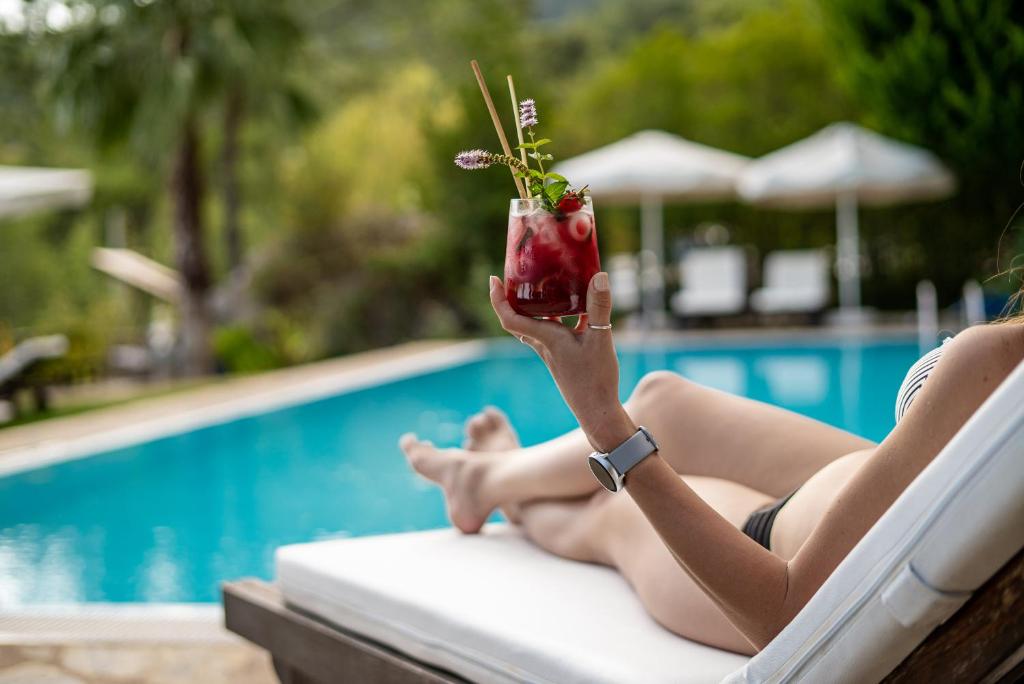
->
[0,335,69,390]
[608,253,641,313]
[750,249,830,315]
[670,247,747,317]
[225,360,1024,683]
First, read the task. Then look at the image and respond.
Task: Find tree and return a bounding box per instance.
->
[207,0,314,274]
[551,1,854,157]
[819,0,1024,302]
[39,0,313,374]
[821,0,1024,180]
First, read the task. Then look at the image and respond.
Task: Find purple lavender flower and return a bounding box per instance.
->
[454,149,492,170]
[518,98,538,128]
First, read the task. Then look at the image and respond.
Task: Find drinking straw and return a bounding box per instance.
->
[470,60,527,199]
[506,74,532,198]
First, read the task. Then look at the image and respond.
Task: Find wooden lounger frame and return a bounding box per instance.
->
[223,549,1024,684]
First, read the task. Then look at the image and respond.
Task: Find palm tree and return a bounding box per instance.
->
[208,0,315,274]
[41,0,312,374]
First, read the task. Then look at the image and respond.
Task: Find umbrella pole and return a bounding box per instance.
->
[641,194,665,328]
[836,191,861,311]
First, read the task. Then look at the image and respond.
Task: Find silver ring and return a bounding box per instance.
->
[587,323,613,330]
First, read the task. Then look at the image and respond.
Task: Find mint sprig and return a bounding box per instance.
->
[453,96,587,214]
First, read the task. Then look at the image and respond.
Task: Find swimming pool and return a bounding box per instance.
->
[0,336,918,604]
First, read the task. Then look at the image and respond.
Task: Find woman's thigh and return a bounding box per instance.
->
[626,371,875,497]
[597,475,775,655]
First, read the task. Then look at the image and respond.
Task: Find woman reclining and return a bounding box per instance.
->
[400,271,1023,654]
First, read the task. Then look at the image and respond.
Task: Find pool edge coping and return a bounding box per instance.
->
[0,340,487,479]
[0,602,236,644]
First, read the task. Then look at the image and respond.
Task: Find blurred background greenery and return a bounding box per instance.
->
[1,0,1022,386]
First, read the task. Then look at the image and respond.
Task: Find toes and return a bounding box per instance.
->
[463,413,489,447]
[463,406,519,451]
[399,434,443,480]
[482,405,507,426]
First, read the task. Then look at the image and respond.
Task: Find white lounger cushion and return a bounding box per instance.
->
[277,360,1024,684]
[277,526,748,684]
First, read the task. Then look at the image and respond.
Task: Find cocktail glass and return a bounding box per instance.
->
[504,196,601,317]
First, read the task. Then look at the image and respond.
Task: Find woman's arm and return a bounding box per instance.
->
[489,274,1024,649]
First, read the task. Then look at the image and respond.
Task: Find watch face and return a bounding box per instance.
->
[588,455,619,492]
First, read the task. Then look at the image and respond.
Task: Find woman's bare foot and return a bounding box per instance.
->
[462,407,523,523]
[399,407,525,533]
[400,434,497,534]
[463,406,520,450]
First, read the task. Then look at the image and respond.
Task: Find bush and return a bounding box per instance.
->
[213,326,283,374]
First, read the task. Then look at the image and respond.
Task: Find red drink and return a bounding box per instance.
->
[504,197,601,317]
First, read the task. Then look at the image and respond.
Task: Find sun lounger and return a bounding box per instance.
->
[0,335,69,391]
[224,360,1024,683]
[670,247,747,318]
[750,249,830,315]
[608,254,641,313]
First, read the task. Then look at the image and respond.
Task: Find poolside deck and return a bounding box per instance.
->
[0,641,274,684]
[0,339,479,477]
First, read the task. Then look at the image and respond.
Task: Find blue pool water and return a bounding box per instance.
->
[0,337,918,604]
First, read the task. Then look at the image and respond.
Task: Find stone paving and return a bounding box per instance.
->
[0,642,275,684]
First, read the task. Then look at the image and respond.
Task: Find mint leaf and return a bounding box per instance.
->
[544,180,568,206]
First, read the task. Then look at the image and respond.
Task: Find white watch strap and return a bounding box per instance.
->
[606,426,659,475]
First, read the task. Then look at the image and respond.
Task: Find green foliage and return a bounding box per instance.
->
[821,0,1024,176]
[213,325,282,373]
[19,293,136,387]
[37,0,312,156]
[553,1,854,157]
[3,0,1023,376]
[821,0,1024,302]
[22,327,106,386]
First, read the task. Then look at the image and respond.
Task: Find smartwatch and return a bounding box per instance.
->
[587,426,659,492]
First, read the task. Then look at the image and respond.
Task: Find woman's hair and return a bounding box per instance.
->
[997,254,1024,323]
[1008,279,1024,323]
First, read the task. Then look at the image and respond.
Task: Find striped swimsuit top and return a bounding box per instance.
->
[895,338,952,424]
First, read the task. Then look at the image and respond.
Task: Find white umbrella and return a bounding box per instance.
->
[553,130,749,324]
[91,247,184,304]
[737,122,955,312]
[0,166,93,219]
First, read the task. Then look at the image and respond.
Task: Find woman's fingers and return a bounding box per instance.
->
[583,272,615,350]
[488,276,562,345]
[585,272,612,326]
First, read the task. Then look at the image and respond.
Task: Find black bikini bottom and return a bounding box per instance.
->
[742,488,799,551]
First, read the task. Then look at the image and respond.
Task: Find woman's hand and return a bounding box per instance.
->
[488,272,636,452]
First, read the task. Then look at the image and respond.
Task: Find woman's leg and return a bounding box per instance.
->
[516,474,775,655]
[624,371,875,495]
[401,371,874,531]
